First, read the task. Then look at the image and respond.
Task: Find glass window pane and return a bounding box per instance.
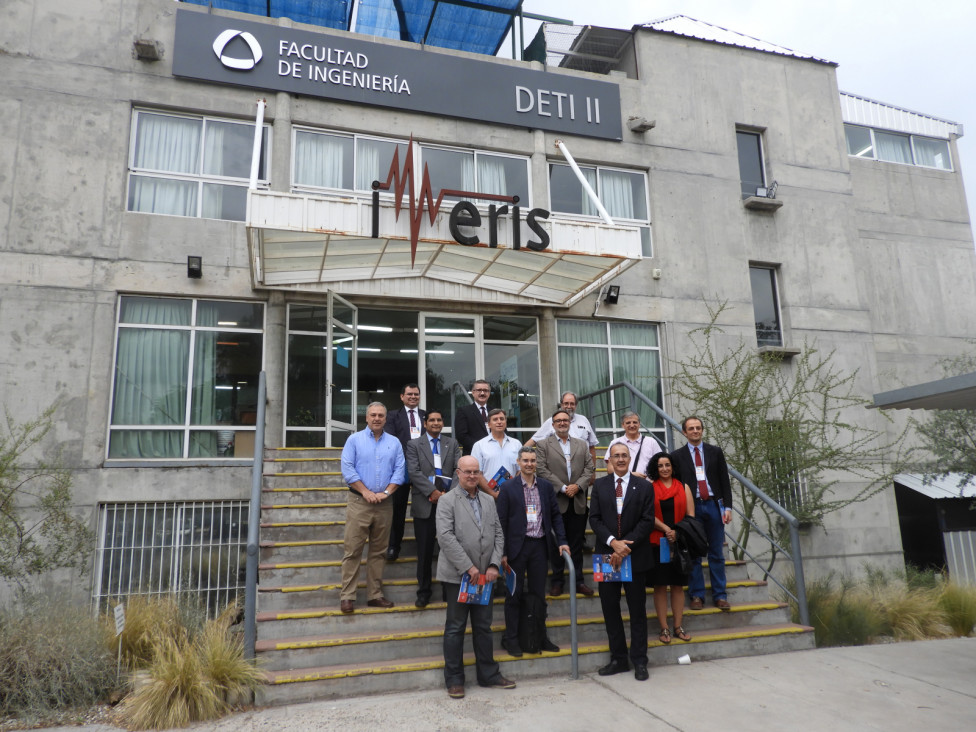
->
[875,131,912,164]
[120,296,191,326]
[611,348,662,429]
[203,120,255,179]
[913,136,951,170]
[294,130,354,189]
[425,342,477,431]
[549,163,598,215]
[128,175,198,217]
[844,125,874,158]
[112,328,189,426]
[478,154,529,203]
[108,430,184,459]
[289,304,331,333]
[190,331,263,425]
[133,113,201,173]
[421,147,475,199]
[600,169,647,221]
[750,266,782,347]
[483,316,537,341]
[422,315,475,336]
[484,343,541,430]
[197,301,263,329]
[557,319,607,344]
[286,334,328,429]
[736,131,765,197]
[558,344,612,429]
[610,322,658,348]
[356,137,408,191]
[640,227,652,257]
[201,182,247,221]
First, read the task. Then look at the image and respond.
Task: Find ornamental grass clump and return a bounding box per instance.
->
[119,599,261,730]
[937,582,976,636]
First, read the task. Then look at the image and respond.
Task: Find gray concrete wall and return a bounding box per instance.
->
[2,0,974,604]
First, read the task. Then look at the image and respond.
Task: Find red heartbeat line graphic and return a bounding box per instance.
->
[373,137,519,266]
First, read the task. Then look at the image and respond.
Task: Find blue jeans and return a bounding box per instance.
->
[688,498,727,601]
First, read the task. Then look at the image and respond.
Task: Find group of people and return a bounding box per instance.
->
[338,381,733,697]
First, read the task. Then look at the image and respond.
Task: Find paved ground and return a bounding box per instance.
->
[52,637,976,731]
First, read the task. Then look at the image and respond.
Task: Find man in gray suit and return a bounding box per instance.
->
[536,409,596,597]
[406,409,461,608]
[436,455,515,699]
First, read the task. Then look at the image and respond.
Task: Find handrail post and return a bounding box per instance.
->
[789,522,810,626]
[562,549,579,679]
[244,371,267,660]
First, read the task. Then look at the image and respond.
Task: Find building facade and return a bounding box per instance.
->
[2,0,974,605]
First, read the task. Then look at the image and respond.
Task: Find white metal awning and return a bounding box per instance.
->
[246,190,644,307]
[895,473,976,500]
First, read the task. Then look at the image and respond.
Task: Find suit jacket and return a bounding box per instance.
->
[496,475,568,563]
[435,485,504,583]
[670,442,733,509]
[535,434,595,515]
[589,472,656,573]
[384,406,427,451]
[405,434,461,520]
[454,402,489,455]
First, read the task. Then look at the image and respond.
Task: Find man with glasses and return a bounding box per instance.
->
[384,383,427,561]
[436,456,515,698]
[455,379,492,455]
[525,391,599,464]
[603,412,664,479]
[535,409,595,597]
[669,416,733,612]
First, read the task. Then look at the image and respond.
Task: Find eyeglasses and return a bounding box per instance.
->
[553,419,570,424]
[473,388,489,393]
[459,469,482,476]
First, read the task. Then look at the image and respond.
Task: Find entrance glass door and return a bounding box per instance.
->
[327,292,358,444]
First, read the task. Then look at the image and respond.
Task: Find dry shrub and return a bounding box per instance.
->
[119,600,260,730]
[938,582,976,636]
[0,591,121,720]
[872,583,952,640]
[116,594,209,670]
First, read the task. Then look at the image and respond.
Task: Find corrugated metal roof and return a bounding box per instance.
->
[840,92,963,139]
[638,14,834,65]
[873,371,976,410]
[895,473,976,500]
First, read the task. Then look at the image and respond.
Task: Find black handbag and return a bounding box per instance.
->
[675,514,708,559]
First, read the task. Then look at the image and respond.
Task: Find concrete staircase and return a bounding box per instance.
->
[255,447,814,705]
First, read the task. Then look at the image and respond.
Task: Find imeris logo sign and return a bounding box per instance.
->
[371,138,551,266]
[212,29,263,70]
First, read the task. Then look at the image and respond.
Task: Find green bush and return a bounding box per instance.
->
[0,591,122,720]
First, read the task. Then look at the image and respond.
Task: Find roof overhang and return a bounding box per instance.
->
[872,371,976,411]
[246,190,643,308]
[895,473,976,500]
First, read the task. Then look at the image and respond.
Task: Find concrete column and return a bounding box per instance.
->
[263,290,287,447]
[538,307,559,412]
[271,92,292,192]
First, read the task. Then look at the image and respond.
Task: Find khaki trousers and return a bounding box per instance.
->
[340,492,393,602]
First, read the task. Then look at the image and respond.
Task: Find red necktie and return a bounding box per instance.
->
[480,406,488,422]
[409,410,416,428]
[695,447,710,500]
[615,477,623,536]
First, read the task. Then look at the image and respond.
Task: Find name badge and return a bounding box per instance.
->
[615,496,624,514]
[695,464,706,481]
[526,504,538,523]
[410,425,422,439]
[433,453,442,470]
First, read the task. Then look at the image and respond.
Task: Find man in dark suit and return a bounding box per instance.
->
[453,379,491,455]
[496,446,569,657]
[535,409,595,597]
[589,443,656,681]
[384,383,426,560]
[670,415,733,611]
[405,410,461,608]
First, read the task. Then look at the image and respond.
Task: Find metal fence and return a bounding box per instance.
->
[93,499,249,616]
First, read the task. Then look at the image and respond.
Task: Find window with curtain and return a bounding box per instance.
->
[127,110,269,221]
[844,124,953,171]
[419,147,529,204]
[876,131,913,165]
[109,296,264,460]
[548,163,651,256]
[556,319,663,438]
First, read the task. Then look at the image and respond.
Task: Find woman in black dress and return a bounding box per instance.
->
[648,451,695,643]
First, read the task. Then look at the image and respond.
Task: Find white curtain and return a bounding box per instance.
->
[478,155,507,196]
[295,132,348,188]
[876,132,912,164]
[130,113,201,216]
[601,170,636,219]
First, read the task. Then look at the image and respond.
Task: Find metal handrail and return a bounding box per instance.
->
[448,380,474,430]
[244,371,267,659]
[562,549,579,679]
[576,380,809,626]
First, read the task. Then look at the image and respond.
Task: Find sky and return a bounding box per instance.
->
[507,0,976,224]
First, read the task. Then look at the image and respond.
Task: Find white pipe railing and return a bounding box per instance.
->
[554,139,614,226]
[249,99,266,190]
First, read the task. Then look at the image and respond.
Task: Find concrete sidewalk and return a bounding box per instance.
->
[59,637,976,731]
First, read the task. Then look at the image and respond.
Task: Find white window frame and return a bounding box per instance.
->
[749,264,785,348]
[547,162,652,255]
[843,124,953,171]
[107,295,266,462]
[126,109,271,221]
[736,128,767,198]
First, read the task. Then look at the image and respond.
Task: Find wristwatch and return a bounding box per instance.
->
[383,488,391,495]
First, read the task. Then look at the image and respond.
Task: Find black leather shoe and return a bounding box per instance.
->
[634,664,649,681]
[597,660,630,676]
[386,546,399,561]
[415,595,430,608]
[501,639,523,657]
[541,638,560,653]
[549,581,564,597]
